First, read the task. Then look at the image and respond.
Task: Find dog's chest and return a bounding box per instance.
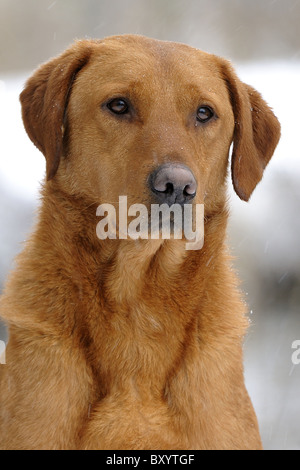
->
[86,292,196,395]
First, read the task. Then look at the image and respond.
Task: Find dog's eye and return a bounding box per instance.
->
[196,106,214,123]
[107,98,130,115]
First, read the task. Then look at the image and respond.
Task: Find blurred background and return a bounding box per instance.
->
[0,0,299,450]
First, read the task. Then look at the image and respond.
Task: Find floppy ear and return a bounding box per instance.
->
[20,41,93,180]
[221,61,281,201]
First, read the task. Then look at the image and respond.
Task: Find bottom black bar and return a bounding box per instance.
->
[98,451,203,465]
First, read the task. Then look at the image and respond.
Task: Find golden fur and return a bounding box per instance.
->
[0,35,280,450]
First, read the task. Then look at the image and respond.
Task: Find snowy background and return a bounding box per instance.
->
[0,0,299,450]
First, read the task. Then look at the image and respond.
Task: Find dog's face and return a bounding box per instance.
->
[20,35,280,214]
[65,37,235,213]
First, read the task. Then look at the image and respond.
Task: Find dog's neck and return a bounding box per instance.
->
[39,182,230,305]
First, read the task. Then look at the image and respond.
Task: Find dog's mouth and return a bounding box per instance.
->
[96,196,204,248]
[128,203,201,241]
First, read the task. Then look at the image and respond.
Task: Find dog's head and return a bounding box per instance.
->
[20,35,280,213]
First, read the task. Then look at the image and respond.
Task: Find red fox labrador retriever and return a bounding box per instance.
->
[0,35,280,450]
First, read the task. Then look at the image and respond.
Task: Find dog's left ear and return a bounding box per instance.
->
[221,61,281,201]
[20,41,93,180]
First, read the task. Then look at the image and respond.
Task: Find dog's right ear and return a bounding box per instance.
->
[20,41,93,180]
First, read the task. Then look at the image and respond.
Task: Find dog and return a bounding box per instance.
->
[0,35,280,450]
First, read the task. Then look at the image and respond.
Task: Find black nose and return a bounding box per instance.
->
[149,163,197,206]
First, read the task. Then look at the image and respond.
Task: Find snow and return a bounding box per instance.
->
[0,74,46,201]
[236,61,300,175]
